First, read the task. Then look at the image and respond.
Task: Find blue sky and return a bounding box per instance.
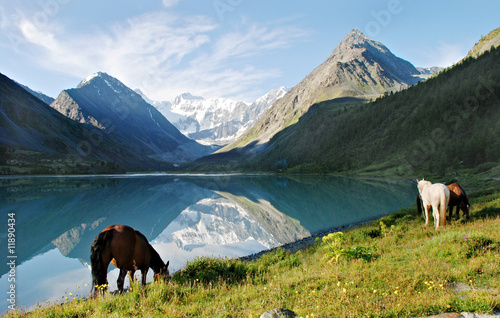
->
[0,0,498,102]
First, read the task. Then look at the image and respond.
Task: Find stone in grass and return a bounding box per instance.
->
[260,308,296,318]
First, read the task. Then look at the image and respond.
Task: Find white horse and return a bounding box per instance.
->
[417,179,450,229]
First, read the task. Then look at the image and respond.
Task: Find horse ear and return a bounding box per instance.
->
[166,260,169,269]
[416,179,420,182]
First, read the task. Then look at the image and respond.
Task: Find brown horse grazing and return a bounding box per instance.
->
[447,183,470,220]
[416,183,470,221]
[90,224,169,296]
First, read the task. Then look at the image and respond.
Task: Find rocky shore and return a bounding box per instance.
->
[240,219,375,262]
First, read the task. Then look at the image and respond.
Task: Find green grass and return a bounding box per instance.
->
[9,187,500,318]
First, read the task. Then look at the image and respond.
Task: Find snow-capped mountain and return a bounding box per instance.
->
[416,66,443,79]
[50,72,212,165]
[137,87,288,146]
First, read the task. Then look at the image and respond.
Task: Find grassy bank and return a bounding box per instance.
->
[9,181,500,318]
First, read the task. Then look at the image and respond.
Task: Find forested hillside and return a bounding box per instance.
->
[192,46,500,176]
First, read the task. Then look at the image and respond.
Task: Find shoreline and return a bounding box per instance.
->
[240,217,377,262]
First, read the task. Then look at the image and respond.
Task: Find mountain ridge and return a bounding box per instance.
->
[467,26,500,58]
[139,87,288,146]
[0,72,142,173]
[216,29,427,155]
[50,72,212,164]
[192,44,500,175]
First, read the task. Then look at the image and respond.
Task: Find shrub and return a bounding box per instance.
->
[173,257,254,285]
[460,234,499,259]
[253,247,301,272]
[323,232,377,263]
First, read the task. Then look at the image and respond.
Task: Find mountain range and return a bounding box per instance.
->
[137,87,288,146]
[2,27,497,175]
[191,29,500,174]
[0,72,137,173]
[216,29,436,156]
[50,72,212,164]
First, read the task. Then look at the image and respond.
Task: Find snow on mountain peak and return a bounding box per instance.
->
[79,72,101,86]
[142,87,288,146]
[173,93,204,105]
[77,72,128,95]
[255,86,288,104]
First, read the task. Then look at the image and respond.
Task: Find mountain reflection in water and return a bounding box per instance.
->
[0,174,416,311]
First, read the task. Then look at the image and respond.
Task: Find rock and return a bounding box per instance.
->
[260,308,296,318]
[423,314,464,318]
[461,313,500,318]
[418,313,500,318]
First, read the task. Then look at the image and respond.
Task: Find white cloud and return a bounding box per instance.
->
[4,8,309,101]
[162,0,179,8]
[420,42,466,68]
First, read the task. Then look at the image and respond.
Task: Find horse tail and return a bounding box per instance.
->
[439,186,449,227]
[90,230,113,296]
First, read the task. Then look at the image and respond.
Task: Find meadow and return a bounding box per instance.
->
[8,178,500,318]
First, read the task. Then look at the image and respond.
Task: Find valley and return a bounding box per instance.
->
[0,28,498,179]
[0,8,499,316]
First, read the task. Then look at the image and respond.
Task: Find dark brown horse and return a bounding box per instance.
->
[90,224,169,296]
[447,183,470,220]
[417,183,470,221]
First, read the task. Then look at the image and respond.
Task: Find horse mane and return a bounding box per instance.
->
[134,230,165,272]
[90,230,114,295]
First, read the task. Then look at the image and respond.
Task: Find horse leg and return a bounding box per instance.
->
[141,268,149,286]
[424,205,430,227]
[432,205,440,230]
[117,268,127,293]
[439,203,447,228]
[128,270,136,284]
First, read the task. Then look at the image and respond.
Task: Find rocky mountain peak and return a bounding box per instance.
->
[329,29,418,80]
[173,93,204,106]
[218,29,424,154]
[76,71,130,96]
[50,72,211,163]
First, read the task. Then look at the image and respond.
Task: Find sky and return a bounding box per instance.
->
[0,0,499,103]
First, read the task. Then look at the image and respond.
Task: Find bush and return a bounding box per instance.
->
[253,247,301,272]
[323,232,377,263]
[460,234,499,259]
[173,257,254,285]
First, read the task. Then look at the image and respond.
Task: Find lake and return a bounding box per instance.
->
[0,174,417,312]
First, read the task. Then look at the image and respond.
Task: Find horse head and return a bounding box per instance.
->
[154,260,170,282]
[417,178,432,194]
[461,201,471,219]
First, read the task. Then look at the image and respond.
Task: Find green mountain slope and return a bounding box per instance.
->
[467,26,500,58]
[191,45,500,176]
